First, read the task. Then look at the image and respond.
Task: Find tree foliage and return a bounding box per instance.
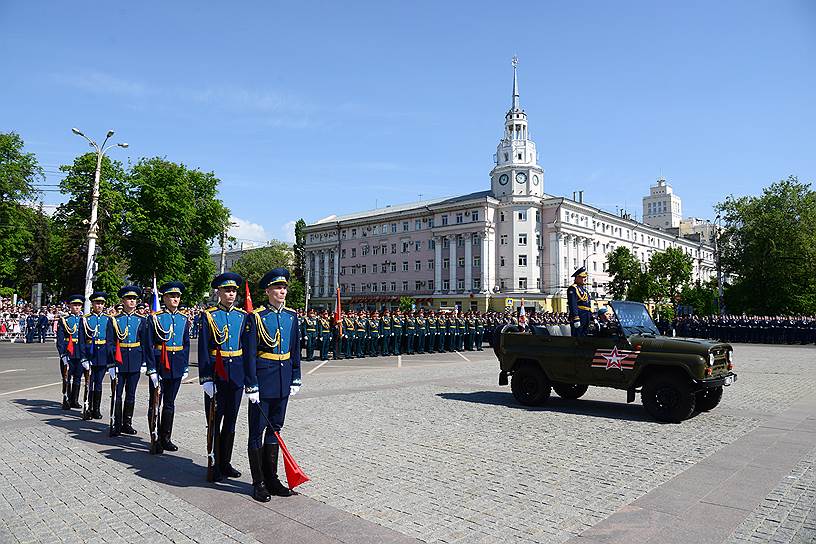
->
[606,246,641,300]
[716,176,816,314]
[292,218,307,284]
[229,243,305,309]
[648,246,693,303]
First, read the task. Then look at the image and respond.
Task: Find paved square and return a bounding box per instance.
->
[0,343,814,543]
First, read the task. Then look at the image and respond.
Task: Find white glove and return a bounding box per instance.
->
[290,385,301,396]
[108,367,117,380]
[61,355,70,366]
[247,391,260,404]
[81,360,90,371]
[140,363,147,373]
[150,373,159,387]
[202,381,214,398]
[182,371,189,381]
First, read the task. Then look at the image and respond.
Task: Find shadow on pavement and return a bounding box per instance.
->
[13,398,250,494]
[436,390,663,422]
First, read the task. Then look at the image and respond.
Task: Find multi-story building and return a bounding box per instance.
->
[304,60,716,312]
[642,177,683,229]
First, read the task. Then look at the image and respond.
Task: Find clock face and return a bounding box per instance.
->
[532,175,539,186]
[498,174,509,185]
[516,172,527,184]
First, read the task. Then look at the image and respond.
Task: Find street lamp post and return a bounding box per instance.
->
[71,128,128,314]
[714,214,724,315]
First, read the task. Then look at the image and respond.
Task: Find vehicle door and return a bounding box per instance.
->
[573,334,634,385]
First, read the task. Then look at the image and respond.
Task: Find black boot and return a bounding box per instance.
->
[219,432,241,478]
[69,381,81,408]
[110,399,122,437]
[61,386,70,410]
[248,448,271,502]
[121,402,137,435]
[160,408,178,452]
[92,391,103,419]
[263,443,293,497]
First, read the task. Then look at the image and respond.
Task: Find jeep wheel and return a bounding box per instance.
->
[642,376,696,423]
[552,383,589,400]
[511,365,551,406]
[695,387,723,412]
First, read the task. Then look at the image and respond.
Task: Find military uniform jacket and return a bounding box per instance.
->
[317,317,331,338]
[342,317,355,338]
[243,305,302,399]
[303,317,317,337]
[567,284,592,321]
[392,317,403,335]
[198,304,248,387]
[107,312,155,374]
[57,314,82,360]
[149,310,190,379]
[379,317,391,337]
[80,312,112,367]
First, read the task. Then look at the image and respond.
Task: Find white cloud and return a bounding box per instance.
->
[228,216,270,248]
[281,220,296,243]
[52,71,149,97]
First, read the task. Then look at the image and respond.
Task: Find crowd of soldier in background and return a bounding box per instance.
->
[294,308,576,361]
[672,314,816,345]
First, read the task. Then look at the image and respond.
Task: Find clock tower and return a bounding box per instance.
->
[490,57,545,200]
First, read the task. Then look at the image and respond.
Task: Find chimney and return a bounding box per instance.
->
[578,190,584,204]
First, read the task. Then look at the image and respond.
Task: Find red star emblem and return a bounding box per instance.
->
[603,346,625,370]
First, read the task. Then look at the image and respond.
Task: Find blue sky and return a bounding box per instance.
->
[2,1,814,245]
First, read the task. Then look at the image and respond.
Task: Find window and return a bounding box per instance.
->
[391,223,397,233]
[442,238,449,248]
[518,233,527,245]
[341,249,346,258]
[471,211,479,221]
[500,279,506,289]
[593,261,598,272]
[371,283,378,292]
[390,263,397,272]
[351,228,357,237]
[428,280,434,290]
[428,259,434,269]
[442,258,450,269]
[473,256,480,267]
[455,212,463,224]
[361,265,367,274]
[428,239,435,250]
[442,279,450,291]
[390,282,396,292]
[403,222,409,232]
[373,246,379,255]
[500,234,508,245]
[391,243,397,253]
[457,236,464,248]
[372,266,377,275]
[457,257,465,268]
[473,278,481,289]
[402,242,409,253]
[402,261,409,272]
[500,212,506,222]
[414,241,421,252]
[441,214,449,226]
[402,281,408,291]
[415,281,422,290]
[381,244,387,253]
[415,260,421,271]
[457,279,464,290]
[382,223,388,234]
[518,210,527,221]
[340,266,346,276]
[519,255,527,266]
[428,218,435,228]
[536,278,541,289]
[350,284,356,293]
[535,210,540,222]
[535,233,541,248]
[535,255,540,266]
[500,256,506,267]
[351,267,357,275]
[351,248,357,258]
[473,235,480,245]
[519,277,527,289]
[415,219,421,230]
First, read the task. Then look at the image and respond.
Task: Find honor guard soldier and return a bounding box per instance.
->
[147,281,190,452]
[454,312,465,351]
[474,312,485,350]
[379,310,392,355]
[26,313,38,343]
[391,310,403,356]
[302,309,318,361]
[57,295,85,410]
[199,272,247,481]
[567,267,592,336]
[342,311,355,359]
[414,311,426,354]
[317,310,332,361]
[80,292,112,420]
[368,311,381,356]
[404,311,416,354]
[355,312,368,358]
[108,286,155,436]
[243,268,302,502]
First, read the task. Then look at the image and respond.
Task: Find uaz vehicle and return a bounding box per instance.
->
[495,301,737,422]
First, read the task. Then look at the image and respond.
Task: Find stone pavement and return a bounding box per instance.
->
[0,343,814,543]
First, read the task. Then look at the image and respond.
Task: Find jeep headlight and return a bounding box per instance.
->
[726,349,732,364]
[708,353,715,366]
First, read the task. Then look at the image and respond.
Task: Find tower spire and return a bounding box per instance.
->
[511,56,520,111]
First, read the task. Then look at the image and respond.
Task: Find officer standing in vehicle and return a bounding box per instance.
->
[567,267,592,336]
[243,268,302,502]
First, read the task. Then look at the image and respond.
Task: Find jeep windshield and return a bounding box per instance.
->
[609,301,660,337]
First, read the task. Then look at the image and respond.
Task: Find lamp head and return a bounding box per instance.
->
[106,130,115,138]
[118,143,129,148]
[71,127,83,136]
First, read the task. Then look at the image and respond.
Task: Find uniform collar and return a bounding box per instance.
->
[268,303,284,313]
[217,302,235,312]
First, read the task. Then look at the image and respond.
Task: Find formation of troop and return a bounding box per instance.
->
[54,268,304,503]
[673,314,816,345]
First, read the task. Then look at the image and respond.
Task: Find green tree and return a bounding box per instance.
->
[717,176,816,314]
[680,279,718,316]
[0,132,43,293]
[52,153,129,299]
[16,203,55,301]
[229,242,305,309]
[399,296,415,312]
[123,158,231,303]
[606,246,641,299]
[648,246,693,303]
[292,218,307,284]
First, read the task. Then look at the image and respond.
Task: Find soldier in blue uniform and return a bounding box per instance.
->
[243,268,302,502]
[567,267,592,336]
[107,285,154,436]
[37,310,49,342]
[26,313,38,343]
[198,272,247,481]
[57,295,85,410]
[79,292,112,420]
[147,281,190,452]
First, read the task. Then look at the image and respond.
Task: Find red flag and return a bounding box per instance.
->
[66,334,75,357]
[114,340,123,364]
[244,281,254,313]
[214,347,227,381]
[161,342,170,371]
[334,287,342,336]
[274,431,309,490]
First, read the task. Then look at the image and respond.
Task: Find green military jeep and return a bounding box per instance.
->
[495,301,737,422]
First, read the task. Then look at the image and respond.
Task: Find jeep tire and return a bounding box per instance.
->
[552,383,589,400]
[511,364,551,406]
[695,386,723,412]
[642,375,696,423]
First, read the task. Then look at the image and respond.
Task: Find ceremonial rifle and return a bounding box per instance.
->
[205,384,219,482]
[60,358,69,408]
[81,363,91,420]
[108,371,117,437]
[148,379,163,454]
